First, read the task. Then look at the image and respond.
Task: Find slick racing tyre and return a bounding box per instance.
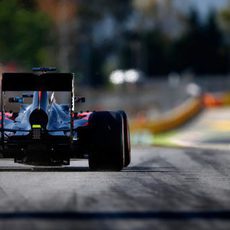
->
[88,111,125,171]
[119,111,131,167]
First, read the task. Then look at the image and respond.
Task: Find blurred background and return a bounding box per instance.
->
[2,0,230,142]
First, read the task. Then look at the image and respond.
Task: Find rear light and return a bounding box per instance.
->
[32,124,41,140]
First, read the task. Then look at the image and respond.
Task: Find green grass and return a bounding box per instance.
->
[131,130,179,147]
[152,131,179,147]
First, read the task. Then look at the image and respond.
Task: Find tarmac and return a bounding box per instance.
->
[171,107,230,150]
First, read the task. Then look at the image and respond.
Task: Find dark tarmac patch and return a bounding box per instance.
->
[0,211,230,220]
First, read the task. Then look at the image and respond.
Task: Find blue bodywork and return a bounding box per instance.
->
[4,91,89,137]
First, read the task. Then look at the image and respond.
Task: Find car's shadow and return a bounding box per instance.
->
[0,159,176,172]
[0,166,90,172]
[0,166,177,172]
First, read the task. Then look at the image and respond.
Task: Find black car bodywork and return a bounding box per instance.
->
[0,68,131,170]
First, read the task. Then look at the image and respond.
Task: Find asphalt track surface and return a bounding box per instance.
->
[0,146,230,230]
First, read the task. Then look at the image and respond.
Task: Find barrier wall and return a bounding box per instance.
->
[130,97,203,134]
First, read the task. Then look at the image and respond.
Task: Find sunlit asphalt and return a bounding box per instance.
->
[171,108,230,150]
[0,146,230,230]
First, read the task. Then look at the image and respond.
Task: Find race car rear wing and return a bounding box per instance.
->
[1,72,75,148]
[2,73,73,91]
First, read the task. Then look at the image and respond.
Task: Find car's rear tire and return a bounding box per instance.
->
[88,111,125,171]
[119,111,131,167]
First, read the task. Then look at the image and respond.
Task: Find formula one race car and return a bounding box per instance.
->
[0,67,131,170]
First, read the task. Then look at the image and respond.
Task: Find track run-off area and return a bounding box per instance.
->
[0,108,230,229]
